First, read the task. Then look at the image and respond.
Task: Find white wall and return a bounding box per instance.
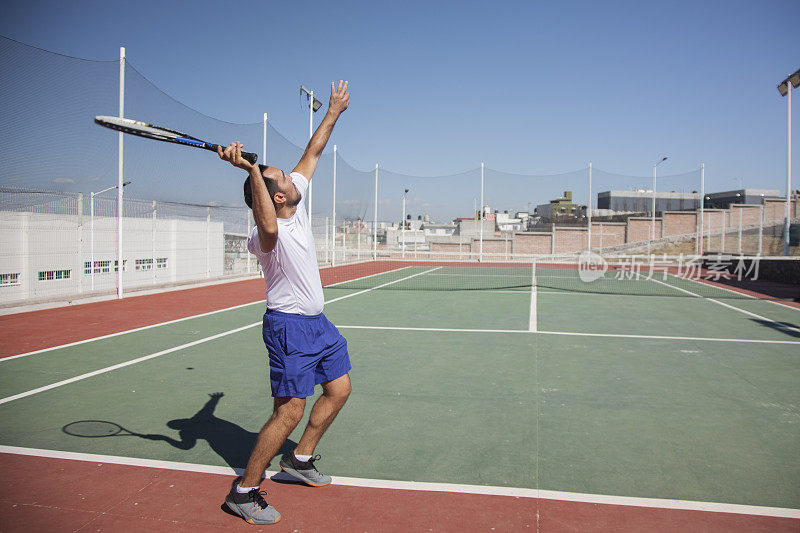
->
[0,211,224,303]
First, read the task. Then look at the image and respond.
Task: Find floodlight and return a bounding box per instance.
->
[777,69,800,96]
[790,69,800,88]
[300,85,323,112]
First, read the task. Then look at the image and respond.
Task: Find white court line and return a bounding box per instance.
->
[647,277,800,335]
[324,267,441,304]
[335,325,800,345]
[529,263,537,332]
[0,323,260,406]
[0,267,443,406]
[0,300,264,363]
[535,329,800,344]
[1,446,797,519]
[324,266,411,287]
[1,266,415,363]
[672,272,800,312]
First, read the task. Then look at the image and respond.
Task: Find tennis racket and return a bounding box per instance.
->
[94,116,258,165]
[63,420,143,438]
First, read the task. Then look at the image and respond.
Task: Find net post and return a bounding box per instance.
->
[587,162,592,253]
[758,204,763,255]
[479,162,484,262]
[373,163,378,261]
[332,145,337,266]
[117,45,125,299]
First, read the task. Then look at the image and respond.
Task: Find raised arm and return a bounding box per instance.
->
[292,80,350,180]
[218,142,278,253]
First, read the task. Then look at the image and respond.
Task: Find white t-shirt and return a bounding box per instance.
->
[248,172,324,315]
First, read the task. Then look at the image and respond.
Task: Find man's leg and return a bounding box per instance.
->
[239,396,306,487]
[294,373,351,456]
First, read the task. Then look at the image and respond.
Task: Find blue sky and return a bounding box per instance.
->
[1,0,799,218]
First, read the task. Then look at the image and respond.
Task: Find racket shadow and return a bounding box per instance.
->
[62,392,297,471]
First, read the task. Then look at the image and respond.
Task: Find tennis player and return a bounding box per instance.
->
[218,81,351,525]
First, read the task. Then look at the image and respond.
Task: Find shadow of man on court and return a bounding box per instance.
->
[749,318,800,339]
[144,392,296,471]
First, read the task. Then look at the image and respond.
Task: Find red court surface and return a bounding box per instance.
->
[0,262,406,358]
[1,453,796,532]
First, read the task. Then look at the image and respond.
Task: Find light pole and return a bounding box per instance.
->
[402,188,409,258]
[650,156,668,254]
[778,69,800,256]
[91,181,131,290]
[300,85,322,225]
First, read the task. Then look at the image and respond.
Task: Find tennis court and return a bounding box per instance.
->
[1,260,799,531]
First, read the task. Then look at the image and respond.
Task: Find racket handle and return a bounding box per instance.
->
[241,151,258,165]
[209,144,258,165]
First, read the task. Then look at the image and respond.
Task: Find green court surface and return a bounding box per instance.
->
[1,267,798,512]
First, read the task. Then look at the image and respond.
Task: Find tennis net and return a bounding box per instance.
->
[320,255,800,301]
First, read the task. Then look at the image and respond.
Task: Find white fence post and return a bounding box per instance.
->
[152,200,157,283]
[206,206,211,278]
[373,163,378,261]
[587,162,592,253]
[332,145,337,267]
[738,208,742,254]
[246,209,252,273]
[698,163,704,255]
[117,46,125,299]
[77,193,83,294]
[479,162,484,262]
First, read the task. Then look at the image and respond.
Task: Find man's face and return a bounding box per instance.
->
[263,167,300,207]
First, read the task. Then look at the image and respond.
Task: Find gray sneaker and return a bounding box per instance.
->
[224,482,281,525]
[279,454,332,487]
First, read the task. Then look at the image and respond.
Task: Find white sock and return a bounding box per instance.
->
[236,484,259,494]
[294,453,312,462]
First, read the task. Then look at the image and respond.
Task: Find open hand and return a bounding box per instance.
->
[217,142,253,171]
[328,80,350,116]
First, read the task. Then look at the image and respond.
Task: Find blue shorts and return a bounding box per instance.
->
[262,309,351,398]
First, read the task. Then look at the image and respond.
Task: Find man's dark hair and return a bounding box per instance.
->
[243,164,280,209]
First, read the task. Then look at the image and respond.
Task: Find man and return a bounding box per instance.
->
[218,81,351,525]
